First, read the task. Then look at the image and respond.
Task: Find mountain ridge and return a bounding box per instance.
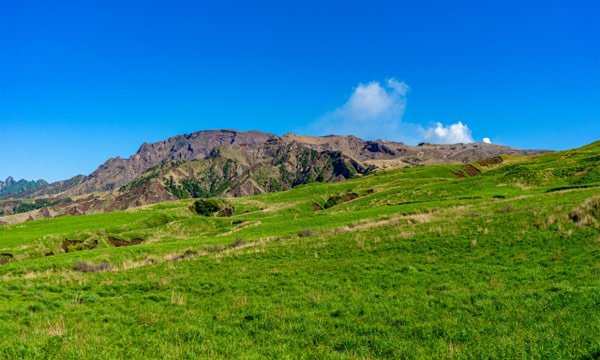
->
[0,129,550,223]
[0,177,48,199]
[20,129,546,200]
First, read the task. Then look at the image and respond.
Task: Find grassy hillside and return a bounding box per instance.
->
[0,142,599,358]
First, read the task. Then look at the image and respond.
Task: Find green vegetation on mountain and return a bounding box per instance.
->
[0,141,598,358]
[2,131,549,223]
[0,177,48,199]
[0,198,65,216]
[122,144,372,203]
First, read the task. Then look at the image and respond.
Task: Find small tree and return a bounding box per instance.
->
[193,198,222,216]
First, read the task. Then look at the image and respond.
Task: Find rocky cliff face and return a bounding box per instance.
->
[27,130,274,197]
[1,129,547,222]
[23,129,542,199]
[93,138,373,211]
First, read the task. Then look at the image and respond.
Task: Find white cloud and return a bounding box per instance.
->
[424,121,474,144]
[482,137,491,144]
[306,78,491,145]
[307,78,410,140]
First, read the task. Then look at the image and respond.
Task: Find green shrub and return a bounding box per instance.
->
[218,204,235,217]
[324,191,359,209]
[570,195,600,228]
[192,199,222,216]
[324,195,343,209]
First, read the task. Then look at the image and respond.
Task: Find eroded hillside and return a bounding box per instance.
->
[0,130,548,223]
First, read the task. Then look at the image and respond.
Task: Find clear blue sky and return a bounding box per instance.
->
[1,0,598,182]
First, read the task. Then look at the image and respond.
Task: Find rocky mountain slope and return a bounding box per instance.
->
[24,130,544,198]
[1,129,547,222]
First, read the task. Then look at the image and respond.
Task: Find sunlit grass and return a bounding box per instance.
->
[0,141,598,358]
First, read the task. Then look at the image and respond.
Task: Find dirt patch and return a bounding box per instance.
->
[342,192,359,202]
[38,207,52,219]
[461,164,481,176]
[322,191,360,209]
[62,239,82,252]
[0,253,13,265]
[453,172,465,178]
[108,237,144,247]
[62,239,98,252]
[64,207,84,216]
[477,156,503,167]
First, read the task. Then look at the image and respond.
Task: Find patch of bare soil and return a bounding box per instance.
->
[320,191,361,210]
[67,207,85,216]
[61,239,98,252]
[477,156,503,167]
[39,207,52,219]
[342,192,359,202]
[0,253,13,265]
[108,237,144,247]
[461,164,482,177]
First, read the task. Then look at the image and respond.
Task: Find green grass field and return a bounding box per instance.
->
[0,142,599,359]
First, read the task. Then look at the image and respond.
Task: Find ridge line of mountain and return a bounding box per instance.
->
[3,129,548,202]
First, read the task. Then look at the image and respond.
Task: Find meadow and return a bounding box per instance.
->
[0,142,599,359]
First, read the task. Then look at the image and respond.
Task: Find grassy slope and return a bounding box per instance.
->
[0,142,599,358]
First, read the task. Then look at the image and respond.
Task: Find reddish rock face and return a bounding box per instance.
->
[25,130,545,200]
[3,129,546,222]
[38,207,52,219]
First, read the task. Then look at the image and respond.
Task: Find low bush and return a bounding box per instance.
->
[218,204,235,217]
[324,195,343,209]
[570,195,600,228]
[73,261,112,273]
[298,229,316,237]
[192,198,235,217]
[324,191,359,209]
[231,237,246,248]
[193,199,223,216]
